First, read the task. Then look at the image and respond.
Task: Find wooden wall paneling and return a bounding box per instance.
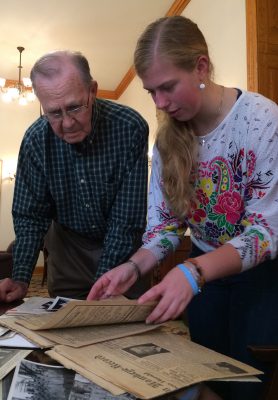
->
[246,0,258,92]
[246,0,278,103]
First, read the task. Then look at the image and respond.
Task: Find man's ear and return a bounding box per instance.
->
[90,80,98,97]
[195,55,210,80]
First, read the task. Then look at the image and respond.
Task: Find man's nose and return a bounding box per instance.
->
[61,113,75,127]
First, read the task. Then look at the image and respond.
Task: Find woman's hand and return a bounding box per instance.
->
[87,263,138,300]
[138,266,195,324]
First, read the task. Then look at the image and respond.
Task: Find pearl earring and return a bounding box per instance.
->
[199,83,206,90]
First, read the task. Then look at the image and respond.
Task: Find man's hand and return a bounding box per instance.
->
[138,266,195,324]
[87,263,138,300]
[0,278,28,303]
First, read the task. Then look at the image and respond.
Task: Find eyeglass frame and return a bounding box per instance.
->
[40,92,91,123]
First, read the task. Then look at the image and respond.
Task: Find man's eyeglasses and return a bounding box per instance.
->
[41,93,90,122]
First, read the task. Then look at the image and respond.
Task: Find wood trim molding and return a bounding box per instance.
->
[97,0,191,99]
[166,0,191,16]
[246,0,258,92]
[96,89,118,100]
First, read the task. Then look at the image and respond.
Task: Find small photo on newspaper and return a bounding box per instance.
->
[7,358,75,400]
[5,296,74,316]
[47,296,75,311]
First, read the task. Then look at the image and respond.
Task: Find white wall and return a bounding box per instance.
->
[0,101,40,249]
[0,0,246,261]
[183,0,247,88]
[117,76,158,153]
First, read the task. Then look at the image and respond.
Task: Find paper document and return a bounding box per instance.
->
[47,328,263,399]
[12,298,157,330]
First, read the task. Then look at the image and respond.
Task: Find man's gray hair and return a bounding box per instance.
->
[30,50,93,92]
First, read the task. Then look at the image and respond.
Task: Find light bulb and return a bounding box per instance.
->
[19,96,28,106]
[0,77,6,88]
[22,77,32,87]
[26,91,36,102]
[1,92,12,103]
[7,87,20,99]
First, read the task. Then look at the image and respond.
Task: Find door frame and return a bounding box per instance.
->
[246,0,258,92]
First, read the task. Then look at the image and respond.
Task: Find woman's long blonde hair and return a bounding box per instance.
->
[134,16,211,219]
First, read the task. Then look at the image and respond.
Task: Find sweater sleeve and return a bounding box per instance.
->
[229,98,278,270]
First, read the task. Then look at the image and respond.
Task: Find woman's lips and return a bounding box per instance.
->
[167,109,180,117]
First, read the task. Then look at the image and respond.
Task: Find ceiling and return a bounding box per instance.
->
[0,0,189,99]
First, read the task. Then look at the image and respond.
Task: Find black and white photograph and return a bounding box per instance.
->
[0,349,31,380]
[123,343,170,358]
[5,296,74,316]
[204,361,247,375]
[47,296,73,311]
[68,373,135,400]
[7,358,76,400]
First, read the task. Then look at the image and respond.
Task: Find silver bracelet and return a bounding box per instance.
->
[127,259,141,281]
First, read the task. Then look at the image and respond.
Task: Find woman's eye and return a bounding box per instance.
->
[164,85,174,92]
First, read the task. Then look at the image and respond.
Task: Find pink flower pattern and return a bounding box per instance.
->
[213,191,244,225]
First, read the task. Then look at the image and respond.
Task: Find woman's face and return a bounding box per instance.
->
[141,56,203,122]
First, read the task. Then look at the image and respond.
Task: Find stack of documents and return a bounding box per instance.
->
[0,296,262,399]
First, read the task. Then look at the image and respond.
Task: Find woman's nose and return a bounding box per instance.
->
[154,92,170,110]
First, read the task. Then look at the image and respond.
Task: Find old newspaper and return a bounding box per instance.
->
[0,297,159,349]
[10,298,157,330]
[0,299,262,399]
[47,327,262,399]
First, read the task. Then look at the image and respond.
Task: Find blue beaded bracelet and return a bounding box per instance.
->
[177,264,199,295]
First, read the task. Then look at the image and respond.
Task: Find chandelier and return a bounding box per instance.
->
[0,46,36,105]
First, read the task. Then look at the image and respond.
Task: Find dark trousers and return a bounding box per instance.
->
[187,244,278,400]
[44,221,103,299]
[44,221,150,300]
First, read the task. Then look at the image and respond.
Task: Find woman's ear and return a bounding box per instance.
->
[195,55,210,79]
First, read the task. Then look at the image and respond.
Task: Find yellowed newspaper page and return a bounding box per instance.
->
[13,298,157,330]
[0,316,158,349]
[47,329,262,399]
[34,323,159,347]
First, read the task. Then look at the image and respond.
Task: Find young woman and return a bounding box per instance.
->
[88,16,278,400]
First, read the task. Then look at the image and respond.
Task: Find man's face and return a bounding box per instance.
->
[36,66,97,144]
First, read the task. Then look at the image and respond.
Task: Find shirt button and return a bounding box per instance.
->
[80,179,85,183]
[92,225,96,228]
[85,203,90,208]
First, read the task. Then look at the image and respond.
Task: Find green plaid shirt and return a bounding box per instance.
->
[12,98,149,284]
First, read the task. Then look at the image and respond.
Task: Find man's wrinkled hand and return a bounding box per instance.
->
[0,278,28,303]
[87,263,138,300]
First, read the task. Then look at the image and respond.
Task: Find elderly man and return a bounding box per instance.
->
[0,50,149,301]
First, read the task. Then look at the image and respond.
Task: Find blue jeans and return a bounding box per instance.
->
[187,244,278,400]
